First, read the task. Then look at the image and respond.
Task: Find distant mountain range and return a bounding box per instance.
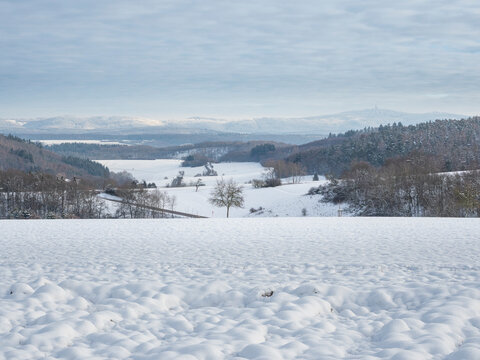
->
[0,108,467,136]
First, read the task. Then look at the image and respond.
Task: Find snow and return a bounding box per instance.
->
[97,193,123,202]
[2,109,465,135]
[98,159,339,217]
[98,159,266,187]
[1,217,480,359]
[39,140,127,145]
[158,181,339,218]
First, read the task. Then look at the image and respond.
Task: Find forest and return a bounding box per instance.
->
[46,140,286,162]
[287,117,480,175]
[310,152,480,217]
[0,134,110,179]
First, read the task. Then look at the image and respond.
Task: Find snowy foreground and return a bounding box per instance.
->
[1,218,480,359]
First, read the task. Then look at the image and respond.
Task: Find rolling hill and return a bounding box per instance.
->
[0,134,109,179]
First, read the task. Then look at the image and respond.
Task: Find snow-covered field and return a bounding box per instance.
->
[2,218,480,359]
[98,159,338,217]
[99,159,266,187]
[158,182,339,218]
[39,140,127,145]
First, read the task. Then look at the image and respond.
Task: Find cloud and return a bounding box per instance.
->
[0,0,479,117]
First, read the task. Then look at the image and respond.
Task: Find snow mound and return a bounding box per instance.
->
[1,217,479,359]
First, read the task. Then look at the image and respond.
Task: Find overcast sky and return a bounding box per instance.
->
[1,0,479,118]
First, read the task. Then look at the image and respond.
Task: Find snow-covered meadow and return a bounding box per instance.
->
[98,159,339,217]
[2,218,480,359]
[39,140,127,146]
[99,159,266,187]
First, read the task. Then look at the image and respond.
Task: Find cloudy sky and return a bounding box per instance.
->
[1,0,479,118]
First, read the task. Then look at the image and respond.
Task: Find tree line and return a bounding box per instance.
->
[0,133,111,179]
[288,117,480,176]
[0,169,107,219]
[0,169,179,219]
[311,152,480,217]
[110,186,177,219]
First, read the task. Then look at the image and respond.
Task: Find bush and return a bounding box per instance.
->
[251,177,281,188]
[264,177,282,187]
[250,206,264,214]
[252,179,265,188]
[105,187,117,196]
[170,171,185,187]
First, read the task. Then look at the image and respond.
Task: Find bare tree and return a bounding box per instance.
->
[209,179,244,218]
[170,171,185,187]
[195,178,204,192]
[263,159,306,184]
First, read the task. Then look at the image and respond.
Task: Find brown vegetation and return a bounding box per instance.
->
[312,152,480,217]
[0,134,109,181]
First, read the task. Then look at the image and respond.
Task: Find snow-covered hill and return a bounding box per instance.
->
[0,108,466,135]
[2,218,480,359]
[98,159,339,217]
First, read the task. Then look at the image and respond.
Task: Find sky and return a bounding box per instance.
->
[1,0,480,119]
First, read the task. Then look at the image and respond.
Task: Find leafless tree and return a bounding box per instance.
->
[263,159,305,184]
[209,179,244,218]
[195,178,204,192]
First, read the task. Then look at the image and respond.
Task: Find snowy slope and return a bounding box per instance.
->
[38,140,126,146]
[98,160,339,217]
[158,182,339,218]
[1,218,480,359]
[99,159,265,187]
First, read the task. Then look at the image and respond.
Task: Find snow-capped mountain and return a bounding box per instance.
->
[0,109,466,135]
[3,116,164,131]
